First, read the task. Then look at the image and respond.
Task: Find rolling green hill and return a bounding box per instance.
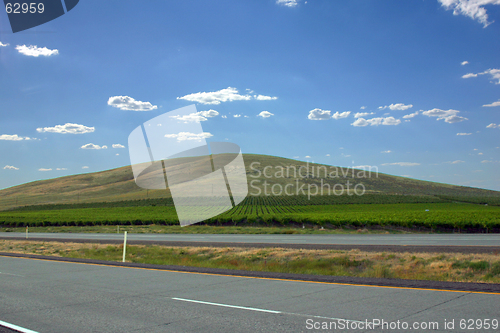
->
[0,154,499,210]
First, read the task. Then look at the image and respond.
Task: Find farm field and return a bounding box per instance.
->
[1,200,499,232]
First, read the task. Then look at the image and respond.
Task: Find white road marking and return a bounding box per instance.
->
[0,320,39,333]
[0,272,24,277]
[172,297,366,323]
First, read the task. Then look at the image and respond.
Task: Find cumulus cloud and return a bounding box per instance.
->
[221,115,227,118]
[276,0,299,7]
[354,112,374,118]
[461,61,469,65]
[0,134,36,141]
[486,123,499,128]
[0,42,9,47]
[381,162,420,166]
[233,114,242,118]
[462,68,500,84]
[360,106,366,110]
[107,96,157,111]
[3,165,19,170]
[170,110,219,123]
[331,111,351,120]
[258,111,274,118]
[164,132,213,142]
[421,108,468,123]
[254,95,278,101]
[351,116,401,127]
[308,108,331,120]
[15,45,58,57]
[82,166,89,169]
[403,111,419,119]
[384,103,413,111]
[36,123,94,134]
[305,155,311,159]
[177,87,277,105]
[177,87,251,105]
[438,0,500,27]
[38,168,52,171]
[81,143,107,149]
[112,144,125,148]
[483,99,500,107]
[457,132,472,135]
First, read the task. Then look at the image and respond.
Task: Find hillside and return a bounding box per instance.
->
[0,154,499,210]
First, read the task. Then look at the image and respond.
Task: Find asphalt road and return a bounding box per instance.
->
[1,232,500,246]
[1,256,499,333]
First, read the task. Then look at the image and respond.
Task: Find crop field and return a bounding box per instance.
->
[0,195,499,232]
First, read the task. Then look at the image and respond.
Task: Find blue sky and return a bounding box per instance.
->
[0,0,499,191]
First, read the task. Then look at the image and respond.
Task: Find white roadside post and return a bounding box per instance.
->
[122,231,127,262]
[25,226,28,239]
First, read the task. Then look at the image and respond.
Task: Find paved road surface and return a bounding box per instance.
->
[0,256,499,333]
[1,232,500,246]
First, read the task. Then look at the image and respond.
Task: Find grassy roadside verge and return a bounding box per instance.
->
[1,240,499,284]
[0,225,406,234]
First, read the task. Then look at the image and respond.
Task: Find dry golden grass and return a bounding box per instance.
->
[1,240,499,284]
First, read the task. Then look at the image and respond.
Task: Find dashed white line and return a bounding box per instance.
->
[172,297,366,324]
[0,272,24,277]
[0,320,39,333]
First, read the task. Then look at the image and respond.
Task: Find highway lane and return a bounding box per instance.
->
[1,256,499,333]
[1,232,500,246]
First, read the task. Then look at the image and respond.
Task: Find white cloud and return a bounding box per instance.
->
[389,103,413,111]
[15,45,58,57]
[403,111,419,119]
[457,132,472,135]
[305,155,311,159]
[326,154,330,157]
[438,0,500,27]
[198,110,219,118]
[354,112,374,118]
[351,116,401,127]
[221,115,227,119]
[177,87,251,105]
[381,150,392,153]
[233,114,242,118]
[254,95,278,101]
[461,60,469,65]
[382,162,420,166]
[164,132,213,142]
[462,68,500,84]
[36,123,95,134]
[0,134,36,141]
[360,106,366,110]
[331,111,351,120]
[107,96,157,111]
[421,108,468,123]
[486,123,499,128]
[0,42,9,47]
[481,160,494,163]
[82,166,89,169]
[38,168,52,171]
[308,108,331,120]
[177,88,278,105]
[112,144,125,148]
[449,160,465,164]
[276,0,299,7]
[483,99,500,107]
[81,143,107,149]
[258,111,274,118]
[3,165,19,170]
[56,168,68,170]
